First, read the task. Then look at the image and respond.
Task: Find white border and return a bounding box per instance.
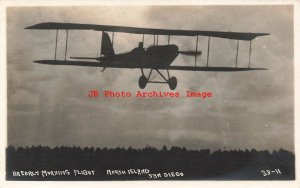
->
[0,0,298,188]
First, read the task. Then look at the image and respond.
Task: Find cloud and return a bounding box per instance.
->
[7,6,294,151]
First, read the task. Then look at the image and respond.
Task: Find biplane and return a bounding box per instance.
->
[26,22,269,90]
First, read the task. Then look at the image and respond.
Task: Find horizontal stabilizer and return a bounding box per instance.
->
[70,56,99,60]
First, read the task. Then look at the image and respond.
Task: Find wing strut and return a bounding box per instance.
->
[112,32,114,47]
[235,40,239,67]
[64,29,69,61]
[248,40,252,68]
[156,35,159,45]
[54,30,58,60]
[168,35,170,45]
[153,35,155,45]
[207,36,210,67]
[195,35,199,67]
[99,32,102,57]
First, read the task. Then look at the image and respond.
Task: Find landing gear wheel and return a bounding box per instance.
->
[139,75,148,89]
[168,76,177,90]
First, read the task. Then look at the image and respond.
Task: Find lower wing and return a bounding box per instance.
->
[34,60,267,71]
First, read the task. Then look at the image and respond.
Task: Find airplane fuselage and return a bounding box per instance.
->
[99,44,179,68]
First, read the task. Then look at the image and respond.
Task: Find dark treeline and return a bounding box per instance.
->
[6,146,294,180]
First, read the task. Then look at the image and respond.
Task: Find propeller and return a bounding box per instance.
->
[178,50,202,56]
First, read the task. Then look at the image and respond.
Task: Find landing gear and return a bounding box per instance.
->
[168,76,177,90]
[139,75,148,89]
[138,68,178,90]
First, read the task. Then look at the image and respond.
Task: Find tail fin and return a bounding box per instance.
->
[101,32,115,57]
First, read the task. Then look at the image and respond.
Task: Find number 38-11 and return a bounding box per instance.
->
[261,169,281,176]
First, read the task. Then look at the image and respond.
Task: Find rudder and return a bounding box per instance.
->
[101,32,115,57]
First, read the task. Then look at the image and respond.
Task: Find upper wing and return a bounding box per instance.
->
[26,22,269,41]
[34,60,267,71]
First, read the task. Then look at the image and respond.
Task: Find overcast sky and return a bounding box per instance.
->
[7,6,294,151]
